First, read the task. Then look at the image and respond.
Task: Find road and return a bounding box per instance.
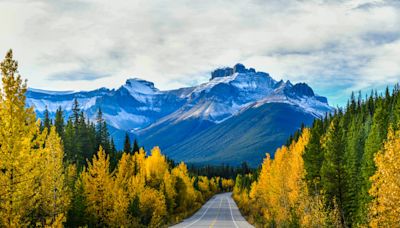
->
[170,192,253,228]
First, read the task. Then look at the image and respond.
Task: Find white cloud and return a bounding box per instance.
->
[0,0,399,105]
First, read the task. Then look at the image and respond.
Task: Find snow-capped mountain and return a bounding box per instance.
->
[26,63,333,166]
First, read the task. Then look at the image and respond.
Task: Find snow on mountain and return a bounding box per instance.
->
[249,80,332,118]
[26,63,333,149]
[28,88,76,95]
[122,78,160,104]
[27,96,98,112]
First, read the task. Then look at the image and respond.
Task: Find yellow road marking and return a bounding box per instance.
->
[209,197,224,228]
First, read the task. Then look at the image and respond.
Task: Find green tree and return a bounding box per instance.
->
[43,106,52,131]
[320,115,347,227]
[358,99,388,224]
[303,118,324,193]
[132,138,140,154]
[54,106,64,138]
[96,108,110,153]
[123,133,131,153]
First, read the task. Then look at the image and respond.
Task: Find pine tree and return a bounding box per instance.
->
[303,119,324,193]
[109,138,118,170]
[132,138,140,154]
[123,133,131,153]
[54,106,64,138]
[358,99,388,224]
[64,119,77,164]
[342,115,360,225]
[95,108,110,153]
[71,98,80,125]
[320,115,347,227]
[43,106,51,131]
[0,50,46,226]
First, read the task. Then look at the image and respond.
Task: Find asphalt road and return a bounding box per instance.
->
[170,192,254,228]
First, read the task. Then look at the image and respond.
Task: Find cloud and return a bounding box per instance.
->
[0,0,399,106]
[48,70,109,81]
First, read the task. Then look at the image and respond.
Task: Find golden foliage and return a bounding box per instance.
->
[139,188,167,227]
[37,126,71,226]
[0,50,46,227]
[236,128,337,227]
[0,50,235,227]
[81,146,114,225]
[368,128,400,227]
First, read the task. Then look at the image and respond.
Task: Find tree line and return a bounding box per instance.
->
[233,86,400,227]
[0,50,235,227]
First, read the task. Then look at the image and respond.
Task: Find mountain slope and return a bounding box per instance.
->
[26,63,333,166]
[150,103,316,167]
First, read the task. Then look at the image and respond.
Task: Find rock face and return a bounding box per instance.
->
[211,68,234,79]
[291,83,315,97]
[210,63,258,80]
[26,63,333,166]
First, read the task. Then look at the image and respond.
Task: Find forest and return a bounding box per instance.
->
[0,50,235,227]
[2,48,399,227]
[233,85,400,227]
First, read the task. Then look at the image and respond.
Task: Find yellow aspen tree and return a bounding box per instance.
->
[270,146,290,224]
[81,146,114,226]
[145,146,169,187]
[139,187,167,227]
[108,184,130,226]
[38,126,71,226]
[133,147,146,176]
[209,177,219,193]
[172,162,197,213]
[0,50,46,227]
[369,128,400,227]
[162,171,177,215]
[250,153,273,223]
[114,152,134,190]
[128,148,147,200]
[197,176,211,199]
[109,152,132,226]
[221,179,235,192]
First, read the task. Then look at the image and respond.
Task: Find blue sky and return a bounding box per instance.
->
[0,0,399,106]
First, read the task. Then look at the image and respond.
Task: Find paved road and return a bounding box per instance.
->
[170,192,253,228]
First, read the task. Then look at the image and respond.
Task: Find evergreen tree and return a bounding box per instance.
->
[132,138,140,154]
[358,99,388,224]
[123,133,131,153]
[320,115,347,227]
[96,108,110,153]
[303,119,324,193]
[54,106,64,138]
[43,106,51,131]
[64,119,78,165]
[71,98,80,125]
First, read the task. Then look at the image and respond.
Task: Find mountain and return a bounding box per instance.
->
[26,63,333,166]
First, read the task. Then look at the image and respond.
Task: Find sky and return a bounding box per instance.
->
[0,0,399,106]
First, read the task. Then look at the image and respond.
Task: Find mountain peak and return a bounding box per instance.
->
[210,63,258,80]
[292,83,315,97]
[124,78,159,94]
